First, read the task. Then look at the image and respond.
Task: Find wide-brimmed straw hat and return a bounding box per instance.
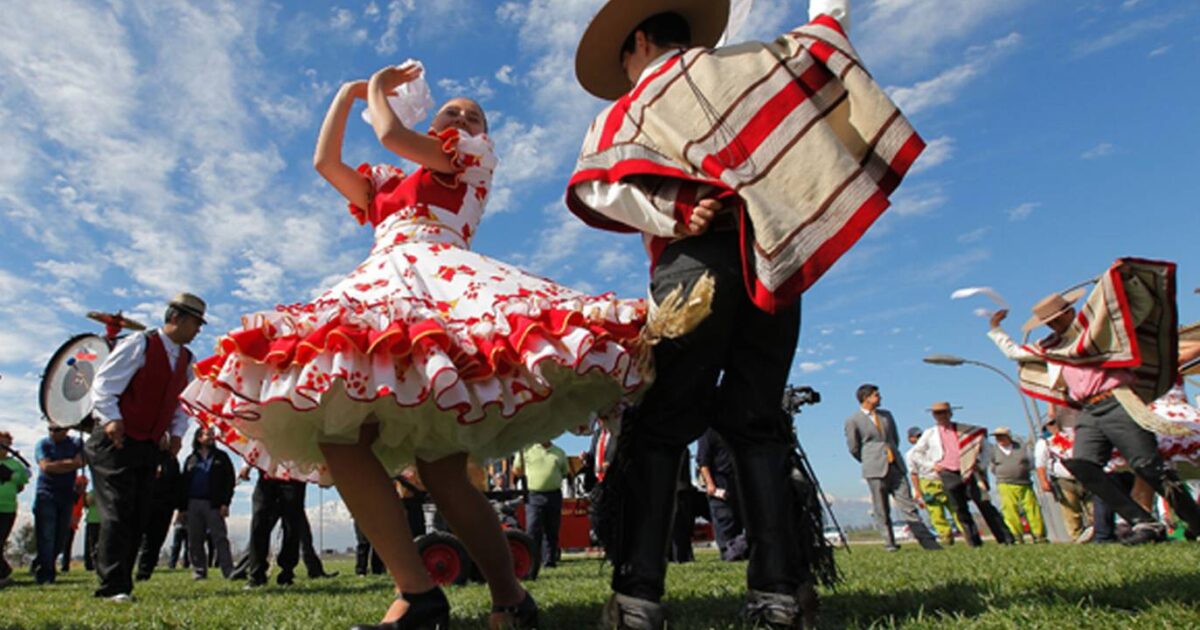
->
[1022,288,1087,333]
[928,401,961,413]
[575,0,730,100]
[992,426,1012,437]
[169,292,207,324]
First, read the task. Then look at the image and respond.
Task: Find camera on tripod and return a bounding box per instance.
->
[783,385,821,415]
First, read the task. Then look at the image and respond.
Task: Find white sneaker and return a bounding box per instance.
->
[108,593,135,603]
[1074,526,1095,544]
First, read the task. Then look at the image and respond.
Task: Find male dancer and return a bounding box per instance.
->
[569,1,921,627]
[987,260,1200,544]
[88,293,204,601]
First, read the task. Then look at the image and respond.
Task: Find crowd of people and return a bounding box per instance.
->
[2,1,1199,630]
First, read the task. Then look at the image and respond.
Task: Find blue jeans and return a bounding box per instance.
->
[33,497,72,584]
[526,490,562,567]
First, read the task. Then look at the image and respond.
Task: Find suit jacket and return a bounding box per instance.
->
[845,408,903,479]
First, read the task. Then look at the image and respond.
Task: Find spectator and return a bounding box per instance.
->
[1,430,32,587]
[696,429,745,561]
[135,444,184,581]
[167,511,189,569]
[1034,418,1091,542]
[33,425,83,585]
[905,427,958,546]
[83,488,101,571]
[515,441,568,569]
[845,385,941,551]
[87,293,203,601]
[181,427,235,580]
[58,474,89,573]
[243,466,337,588]
[353,521,384,576]
[989,427,1046,543]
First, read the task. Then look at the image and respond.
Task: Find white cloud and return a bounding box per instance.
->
[254,95,314,131]
[956,227,990,244]
[437,76,496,102]
[857,0,1029,75]
[232,252,287,304]
[916,248,991,284]
[495,65,517,86]
[375,0,415,55]
[798,361,825,373]
[909,136,954,175]
[887,33,1022,116]
[1007,201,1041,221]
[1148,45,1170,58]
[1081,142,1114,160]
[889,184,947,217]
[1074,10,1188,58]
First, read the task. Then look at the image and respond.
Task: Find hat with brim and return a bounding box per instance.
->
[928,401,960,413]
[906,427,923,439]
[992,426,1012,437]
[169,292,207,324]
[1022,288,1087,333]
[575,0,730,101]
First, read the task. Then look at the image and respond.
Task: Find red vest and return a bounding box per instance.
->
[118,332,192,442]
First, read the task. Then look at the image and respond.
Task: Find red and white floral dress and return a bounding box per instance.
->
[180,129,647,483]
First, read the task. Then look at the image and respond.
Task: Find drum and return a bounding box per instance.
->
[39,333,112,429]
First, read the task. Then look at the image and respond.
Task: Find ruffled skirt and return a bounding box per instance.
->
[181,219,646,483]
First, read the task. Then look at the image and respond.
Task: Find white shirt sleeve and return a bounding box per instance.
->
[1034,439,1049,469]
[987,328,1041,362]
[89,333,148,426]
[573,180,682,238]
[809,0,850,32]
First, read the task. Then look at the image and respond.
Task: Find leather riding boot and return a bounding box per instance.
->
[609,444,686,603]
[730,442,804,595]
[1137,465,1200,535]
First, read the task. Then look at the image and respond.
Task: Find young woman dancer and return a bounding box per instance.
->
[181,63,646,629]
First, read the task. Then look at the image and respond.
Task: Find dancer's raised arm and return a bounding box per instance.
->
[367,64,458,174]
[313,81,371,211]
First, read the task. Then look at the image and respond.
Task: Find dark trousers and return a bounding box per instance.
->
[610,231,806,602]
[135,501,176,580]
[526,490,563,567]
[940,471,1014,546]
[668,489,695,563]
[294,509,329,577]
[168,522,189,568]
[1093,471,1136,543]
[86,431,158,596]
[84,522,100,571]
[33,497,72,584]
[1065,397,1200,534]
[60,525,77,572]
[867,464,942,549]
[707,473,744,559]
[0,511,16,580]
[403,497,427,538]
[354,523,384,575]
[248,478,306,583]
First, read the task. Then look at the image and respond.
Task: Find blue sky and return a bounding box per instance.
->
[1,0,1198,548]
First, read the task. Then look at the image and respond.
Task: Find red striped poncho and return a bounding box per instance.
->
[567,14,923,313]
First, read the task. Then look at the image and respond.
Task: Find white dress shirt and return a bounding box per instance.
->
[90,329,193,437]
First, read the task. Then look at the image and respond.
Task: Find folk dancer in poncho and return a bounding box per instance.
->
[568,0,921,627]
[181,63,649,629]
[987,258,1200,544]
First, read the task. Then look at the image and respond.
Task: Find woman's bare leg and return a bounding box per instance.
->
[322,422,434,622]
[418,453,525,609]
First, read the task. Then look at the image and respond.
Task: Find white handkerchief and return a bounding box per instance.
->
[362,59,435,129]
[952,286,1010,317]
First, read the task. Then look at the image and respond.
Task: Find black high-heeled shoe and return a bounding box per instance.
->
[350,588,451,630]
[489,591,538,629]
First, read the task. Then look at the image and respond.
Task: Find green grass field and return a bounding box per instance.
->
[2,543,1199,629]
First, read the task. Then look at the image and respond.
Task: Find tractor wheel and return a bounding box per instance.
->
[505,529,541,581]
[416,532,472,586]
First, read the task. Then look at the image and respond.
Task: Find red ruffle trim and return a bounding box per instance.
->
[346,128,476,223]
[194,306,642,387]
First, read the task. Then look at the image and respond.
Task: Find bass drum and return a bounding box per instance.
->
[40,333,112,430]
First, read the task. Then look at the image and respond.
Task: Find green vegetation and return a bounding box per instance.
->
[2,543,1198,629]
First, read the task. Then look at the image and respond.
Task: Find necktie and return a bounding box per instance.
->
[871,411,895,463]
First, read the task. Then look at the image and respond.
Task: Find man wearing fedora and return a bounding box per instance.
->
[844,384,941,551]
[564,0,925,625]
[909,403,1014,547]
[87,293,205,601]
[987,427,1045,543]
[987,266,1200,545]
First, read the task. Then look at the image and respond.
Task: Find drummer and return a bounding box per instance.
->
[86,293,205,602]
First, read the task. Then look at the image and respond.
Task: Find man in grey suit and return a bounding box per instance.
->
[845,384,941,551]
